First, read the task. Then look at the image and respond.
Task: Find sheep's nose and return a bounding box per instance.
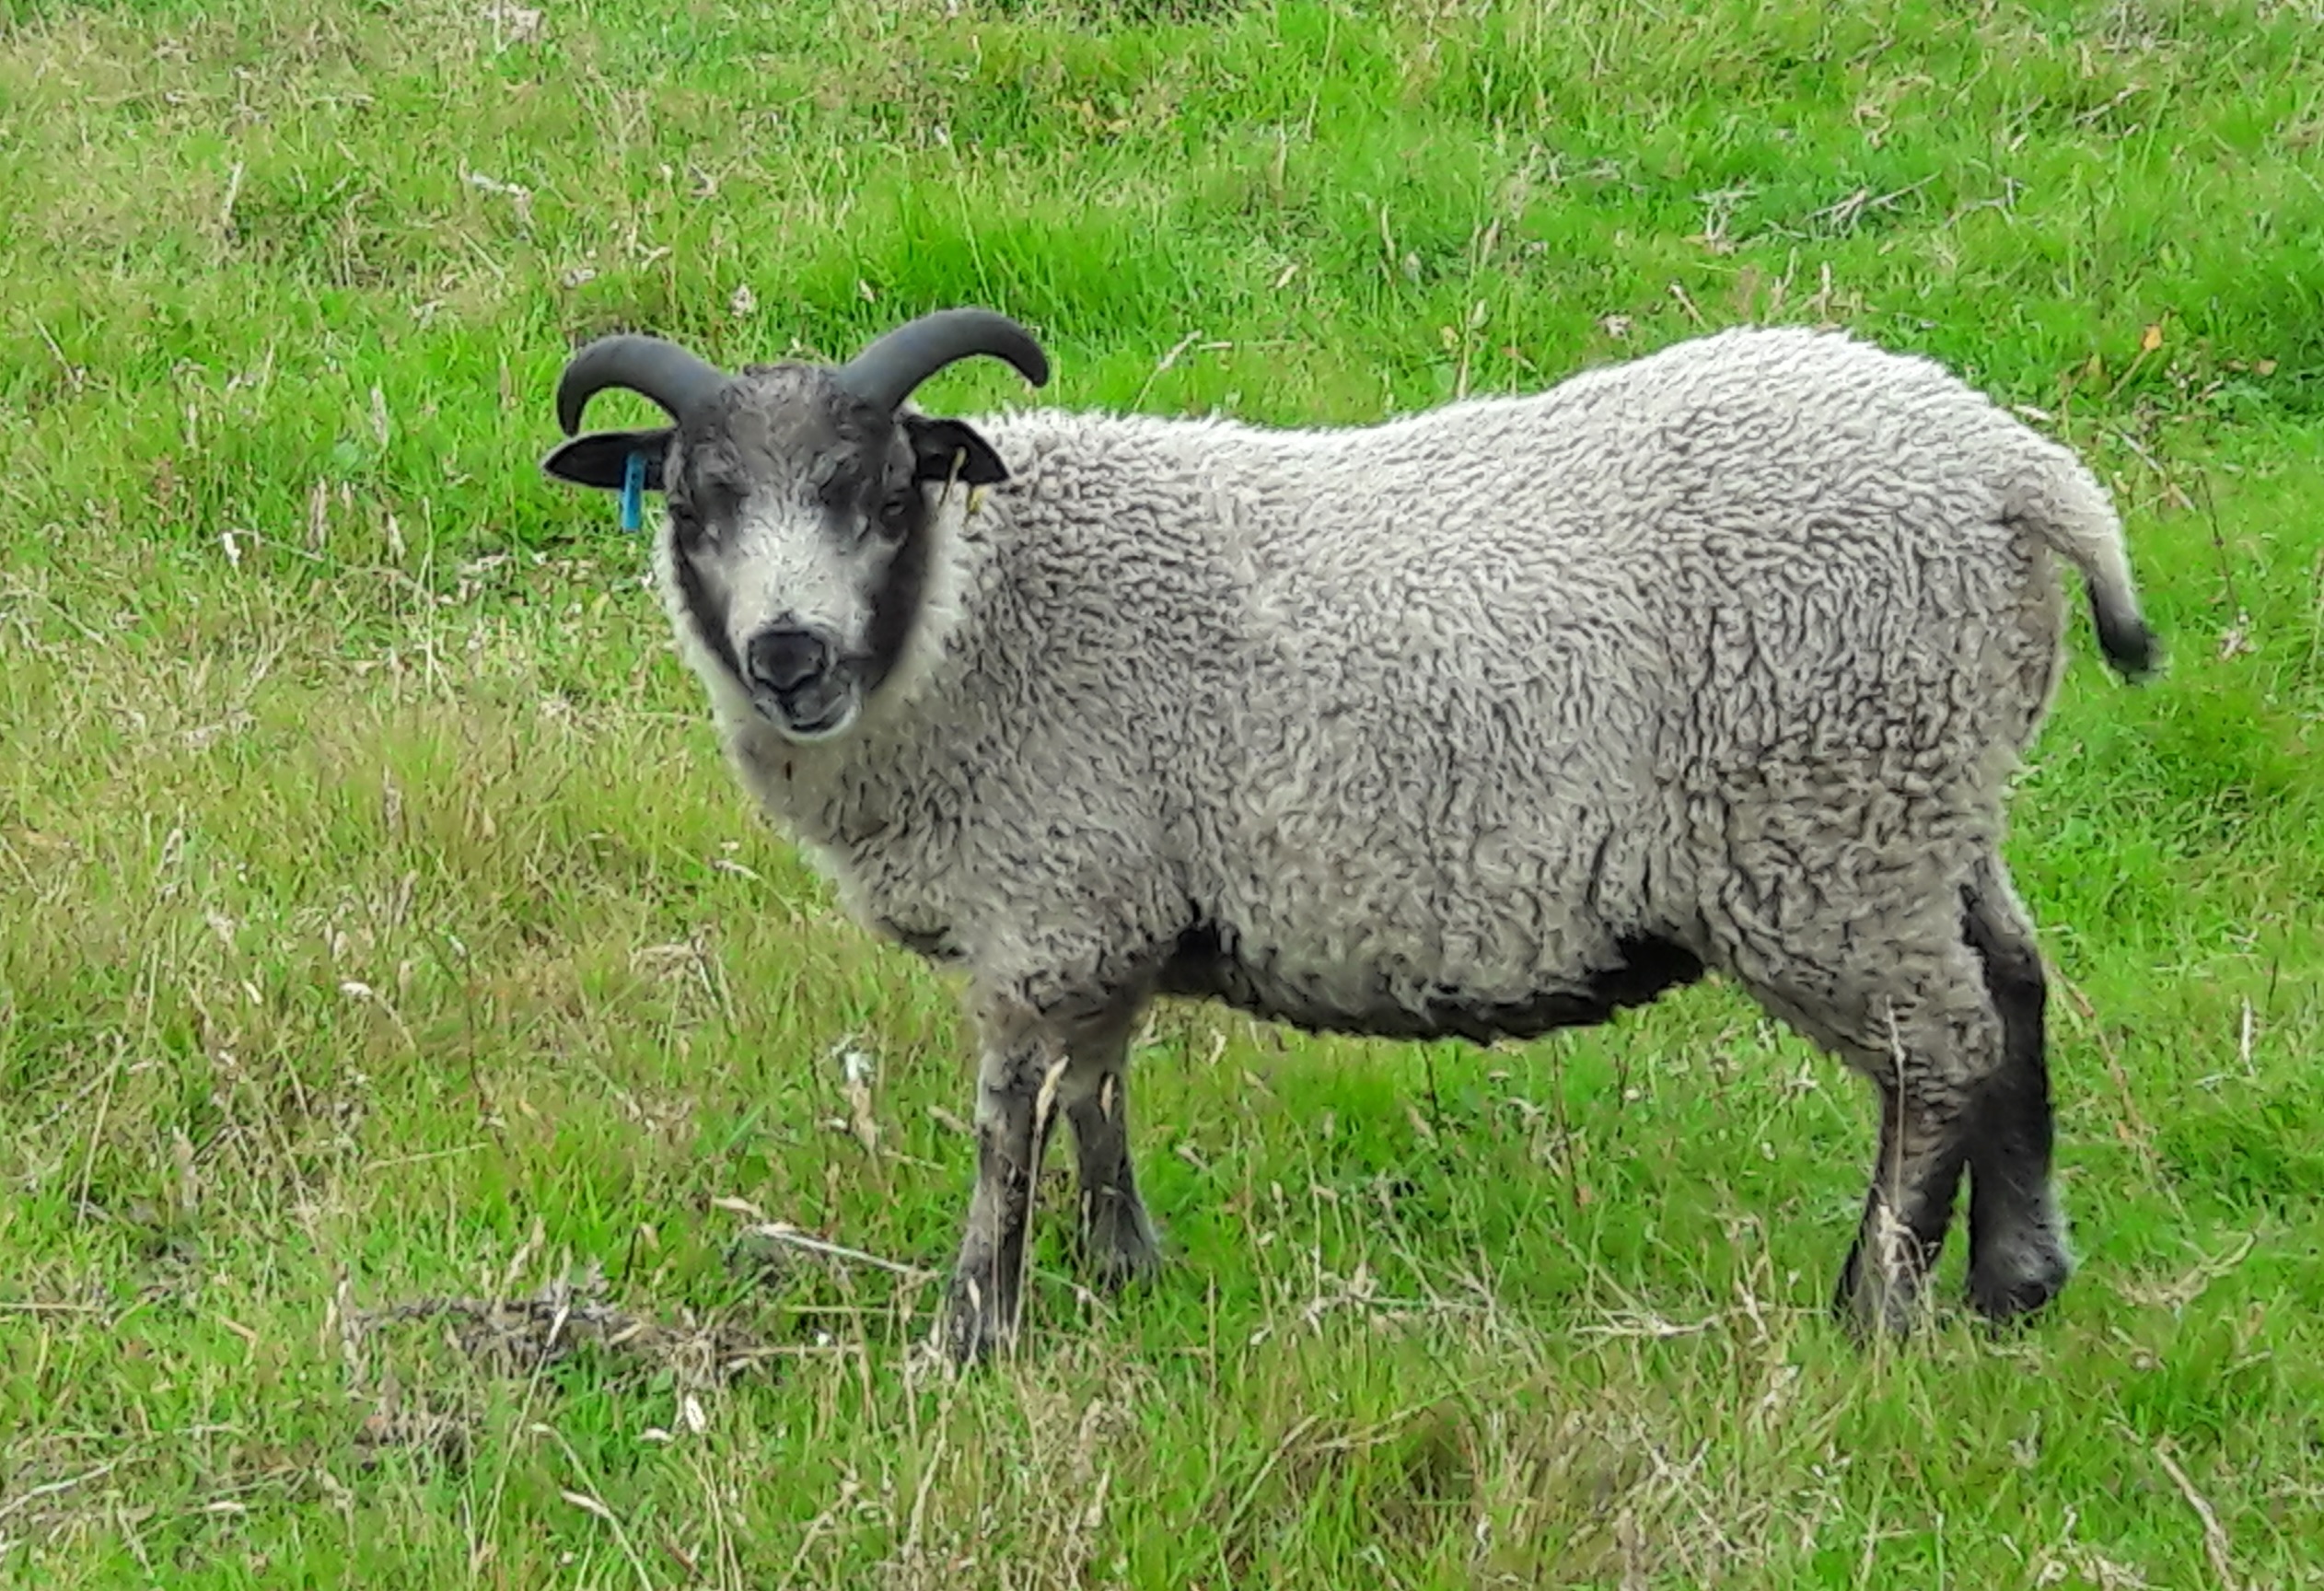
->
[746,622,831,697]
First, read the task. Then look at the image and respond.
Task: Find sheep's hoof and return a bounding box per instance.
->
[1088,1239,1163,1295]
[1079,1195,1163,1294]
[937,1267,1019,1368]
[1830,1245,1934,1342]
[1967,1231,2073,1325]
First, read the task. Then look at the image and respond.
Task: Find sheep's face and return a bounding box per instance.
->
[551,365,1008,745]
[544,312,1044,743]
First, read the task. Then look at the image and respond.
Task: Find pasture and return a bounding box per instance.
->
[2,0,2321,1585]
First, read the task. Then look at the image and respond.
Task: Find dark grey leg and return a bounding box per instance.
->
[940,1028,1061,1365]
[1063,1060,1162,1290]
[938,988,1157,1365]
[1959,865,2074,1322]
[1833,1075,1972,1336]
[1724,930,1997,1338]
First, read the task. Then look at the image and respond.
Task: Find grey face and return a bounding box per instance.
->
[540,308,1047,742]
[662,368,939,743]
[545,363,1015,744]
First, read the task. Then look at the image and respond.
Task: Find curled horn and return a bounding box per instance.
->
[555,333,730,435]
[834,307,1051,414]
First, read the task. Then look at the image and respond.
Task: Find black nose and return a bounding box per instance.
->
[746,623,831,696]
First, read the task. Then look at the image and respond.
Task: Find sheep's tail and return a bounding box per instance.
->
[2004,447,2162,682]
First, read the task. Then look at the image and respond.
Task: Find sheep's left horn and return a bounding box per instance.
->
[556,333,729,435]
[835,308,1051,414]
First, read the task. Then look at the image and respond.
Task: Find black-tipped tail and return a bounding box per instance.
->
[2005,452,2160,688]
[2090,590,2161,683]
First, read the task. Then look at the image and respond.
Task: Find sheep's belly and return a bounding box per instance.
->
[1155,920,1702,1045]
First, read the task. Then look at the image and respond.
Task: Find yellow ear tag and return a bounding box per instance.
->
[942,446,985,517]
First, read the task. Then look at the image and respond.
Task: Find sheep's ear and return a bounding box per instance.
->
[541,428,671,493]
[904,416,1009,487]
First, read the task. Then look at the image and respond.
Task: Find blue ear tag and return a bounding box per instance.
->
[619,449,646,533]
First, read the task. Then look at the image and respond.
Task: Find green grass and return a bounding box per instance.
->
[3,0,2322,1584]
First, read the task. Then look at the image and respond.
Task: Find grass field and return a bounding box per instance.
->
[3,0,2322,1585]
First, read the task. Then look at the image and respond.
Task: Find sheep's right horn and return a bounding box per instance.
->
[556,333,729,435]
[835,308,1052,414]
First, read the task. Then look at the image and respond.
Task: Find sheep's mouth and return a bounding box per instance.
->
[756,684,860,744]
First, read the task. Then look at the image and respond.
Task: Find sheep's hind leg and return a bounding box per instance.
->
[1833,1042,1976,1338]
[1060,1018,1163,1291]
[1726,927,1998,1338]
[1959,860,2074,1323]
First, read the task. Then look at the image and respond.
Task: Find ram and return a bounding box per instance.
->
[541,308,2157,1365]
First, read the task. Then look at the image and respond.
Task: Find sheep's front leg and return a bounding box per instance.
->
[1063,1043,1162,1291]
[941,1028,1063,1366]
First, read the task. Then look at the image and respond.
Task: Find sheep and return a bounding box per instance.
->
[539,307,2160,1365]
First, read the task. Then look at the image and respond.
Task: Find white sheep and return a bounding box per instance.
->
[540,308,2159,1364]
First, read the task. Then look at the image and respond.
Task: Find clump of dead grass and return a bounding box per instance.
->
[333,1254,784,1469]
[346,1260,781,1387]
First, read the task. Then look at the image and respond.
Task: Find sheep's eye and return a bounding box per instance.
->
[870,488,913,540]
